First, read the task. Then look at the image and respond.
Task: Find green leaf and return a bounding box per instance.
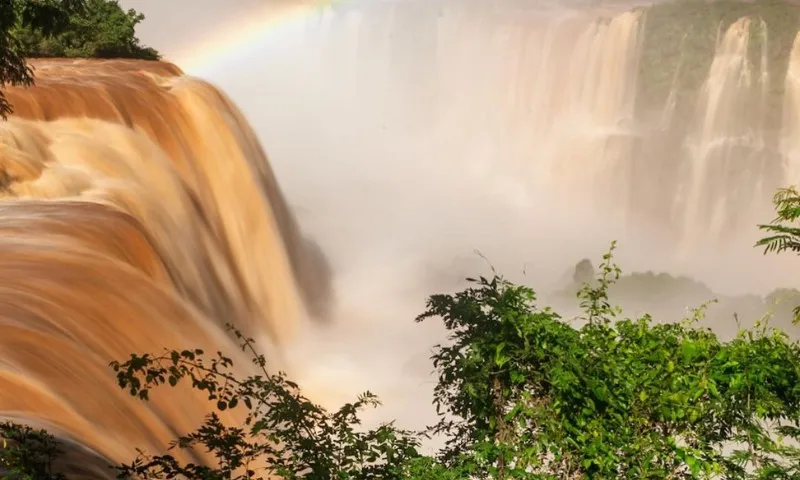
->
[495,342,508,367]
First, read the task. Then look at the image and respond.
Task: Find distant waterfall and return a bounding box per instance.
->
[280,0,800,259]
[679,17,772,251]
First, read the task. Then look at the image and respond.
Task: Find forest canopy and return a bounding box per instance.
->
[11,0,159,59]
[0,0,158,117]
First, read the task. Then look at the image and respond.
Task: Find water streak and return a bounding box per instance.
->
[782,32,800,186]
[679,17,772,252]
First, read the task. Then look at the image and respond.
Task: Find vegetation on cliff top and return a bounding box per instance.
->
[0,0,159,118]
[12,0,159,60]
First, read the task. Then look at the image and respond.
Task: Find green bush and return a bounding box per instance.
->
[0,0,158,118]
[11,0,159,60]
[411,243,800,479]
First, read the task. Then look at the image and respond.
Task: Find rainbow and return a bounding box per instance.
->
[174,0,341,74]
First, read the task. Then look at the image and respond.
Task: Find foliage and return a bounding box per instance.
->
[0,422,66,480]
[0,0,157,119]
[0,0,85,118]
[12,0,159,60]
[109,325,422,480]
[414,242,800,479]
[758,185,800,324]
[758,186,800,256]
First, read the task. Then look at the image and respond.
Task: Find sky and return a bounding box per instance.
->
[119,0,326,74]
[119,0,264,63]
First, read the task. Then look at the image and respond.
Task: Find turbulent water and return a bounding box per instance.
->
[0,59,331,477]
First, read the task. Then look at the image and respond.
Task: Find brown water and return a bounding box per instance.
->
[0,58,330,477]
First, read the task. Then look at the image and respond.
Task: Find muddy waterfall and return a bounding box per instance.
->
[0,59,331,477]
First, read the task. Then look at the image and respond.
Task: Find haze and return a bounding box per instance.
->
[122,0,800,430]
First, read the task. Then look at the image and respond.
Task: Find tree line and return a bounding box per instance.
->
[0,0,159,118]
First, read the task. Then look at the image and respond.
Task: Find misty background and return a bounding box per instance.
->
[121,0,800,432]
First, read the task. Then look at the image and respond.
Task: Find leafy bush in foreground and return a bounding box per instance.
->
[413,243,800,479]
[110,326,421,480]
[0,422,65,480]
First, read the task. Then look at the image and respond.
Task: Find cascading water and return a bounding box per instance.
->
[0,59,331,477]
[679,17,767,251]
[250,0,800,291]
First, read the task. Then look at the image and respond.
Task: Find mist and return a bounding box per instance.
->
[130,0,800,432]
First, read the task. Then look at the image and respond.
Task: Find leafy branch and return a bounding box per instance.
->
[757,185,800,324]
[110,325,421,480]
[0,422,66,480]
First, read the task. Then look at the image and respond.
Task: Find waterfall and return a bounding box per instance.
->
[679,17,771,252]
